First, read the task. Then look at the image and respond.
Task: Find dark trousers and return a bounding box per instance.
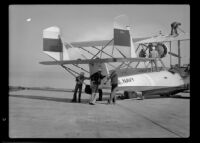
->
[98,89,103,101]
[151,60,158,71]
[72,84,82,102]
[109,84,118,103]
[171,28,178,35]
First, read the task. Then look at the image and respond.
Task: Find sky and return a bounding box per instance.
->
[9,5,190,88]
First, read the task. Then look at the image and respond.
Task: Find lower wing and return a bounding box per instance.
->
[40,57,156,65]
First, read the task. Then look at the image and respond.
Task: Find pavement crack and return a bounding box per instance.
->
[117,103,184,137]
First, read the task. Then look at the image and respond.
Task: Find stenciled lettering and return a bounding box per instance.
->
[121,77,134,84]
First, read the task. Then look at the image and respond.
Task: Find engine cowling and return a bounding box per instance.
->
[155,43,168,58]
[138,42,168,58]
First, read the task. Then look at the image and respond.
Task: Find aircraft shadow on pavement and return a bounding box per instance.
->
[9,94,110,104]
[9,94,91,104]
[9,93,189,105]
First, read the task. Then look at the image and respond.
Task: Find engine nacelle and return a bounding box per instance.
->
[148,43,168,58]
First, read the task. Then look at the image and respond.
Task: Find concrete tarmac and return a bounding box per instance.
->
[9,90,189,138]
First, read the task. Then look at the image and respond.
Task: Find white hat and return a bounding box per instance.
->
[152,46,155,50]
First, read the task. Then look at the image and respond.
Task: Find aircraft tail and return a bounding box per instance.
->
[43,26,84,61]
[113,17,137,58]
[43,26,70,61]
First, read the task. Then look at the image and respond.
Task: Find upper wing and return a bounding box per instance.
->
[65,37,150,48]
[65,33,190,48]
[136,33,190,44]
[40,57,156,65]
[65,40,111,48]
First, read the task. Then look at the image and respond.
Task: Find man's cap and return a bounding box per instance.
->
[80,72,84,75]
[98,68,102,71]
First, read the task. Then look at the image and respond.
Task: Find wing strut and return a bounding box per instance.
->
[135,62,140,68]
[61,65,79,76]
[72,64,90,73]
[61,65,87,85]
[91,39,113,59]
[78,46,96,57]
[158,58,167,70]
[91,46,114,58]
[136,43,146,52]
[100,46,103,58]
[79,45,116,68]
[44,53,80,77]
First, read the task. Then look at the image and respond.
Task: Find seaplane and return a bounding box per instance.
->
[40,16,190,100]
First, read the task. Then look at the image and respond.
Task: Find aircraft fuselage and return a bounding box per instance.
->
[117,70,187,96]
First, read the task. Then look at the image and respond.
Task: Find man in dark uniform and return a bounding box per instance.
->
[139,48,146,58]
[72,72,89,103]
[107,70,118,104]
[89,68,106,105]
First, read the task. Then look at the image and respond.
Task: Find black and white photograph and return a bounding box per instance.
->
[9,5,190,138]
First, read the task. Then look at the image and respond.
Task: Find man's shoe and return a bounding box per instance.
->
[71,100,76,102]
[89,102,95,105]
